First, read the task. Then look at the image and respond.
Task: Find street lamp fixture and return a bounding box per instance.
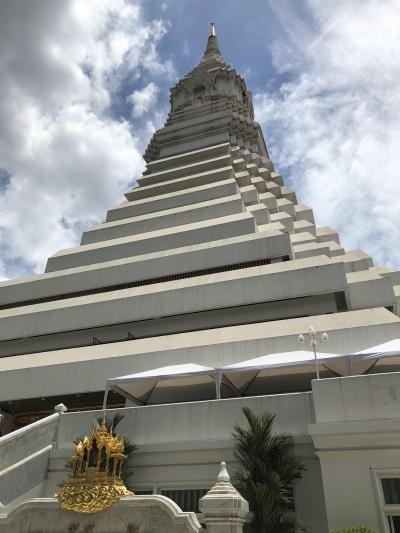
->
[297,326,329,379]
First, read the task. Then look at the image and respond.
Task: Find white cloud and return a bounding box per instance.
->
[257,0,400,268]
[128,82,159,117]
[0,0,173,277]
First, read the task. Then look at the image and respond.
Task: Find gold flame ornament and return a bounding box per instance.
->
[56,415,133,513]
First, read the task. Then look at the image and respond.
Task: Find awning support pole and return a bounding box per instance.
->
[215,370,222,400]
[102,384,109,411]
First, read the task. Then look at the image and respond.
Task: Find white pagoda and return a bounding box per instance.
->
[1,24,400,532]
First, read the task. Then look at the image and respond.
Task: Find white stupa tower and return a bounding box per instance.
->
[0,24,399,427]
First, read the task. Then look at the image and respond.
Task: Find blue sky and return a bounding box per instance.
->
[0,0,399,280]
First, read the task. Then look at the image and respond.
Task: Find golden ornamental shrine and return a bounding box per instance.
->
[56,415,133,513]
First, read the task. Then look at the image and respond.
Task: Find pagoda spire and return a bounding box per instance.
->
[201,22,223,63]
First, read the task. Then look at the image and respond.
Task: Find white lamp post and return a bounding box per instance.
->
[298,326,329,379]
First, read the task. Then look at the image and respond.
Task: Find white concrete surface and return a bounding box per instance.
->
[0,308,399,402]
[46,212,256,271]
[0,496,201,532]
[0,257,348,341]
[310,373,400,532]
[0,413,58,506]
[107,178,239,220]
[81,194,245,244]
[0,232,289,306]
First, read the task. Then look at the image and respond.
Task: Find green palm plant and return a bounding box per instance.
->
[232,407,308,533]
[101,413,137,489]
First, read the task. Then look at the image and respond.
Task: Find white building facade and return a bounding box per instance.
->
[1,24,400,532]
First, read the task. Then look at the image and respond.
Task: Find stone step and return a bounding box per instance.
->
[144,142,231,174]
[316,226,340,245]
[346,271,396,310]
[0,232,291,307]
[45,212,257,272]
[82,194,244,244]
[138,154,232,187]
[293,220,316,236]
[125,166,234,202]
[0,256,347,342]
[330,250,373,273]
[107,179,239,221]
[293,241,331,259]
[270,212,294,233]
[295,204,315,224]
[290,232,316,246]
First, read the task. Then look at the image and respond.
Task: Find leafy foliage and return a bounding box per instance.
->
[329,527,377,533]
[232,407,308,533]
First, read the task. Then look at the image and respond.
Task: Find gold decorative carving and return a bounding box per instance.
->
[56,415,133,513]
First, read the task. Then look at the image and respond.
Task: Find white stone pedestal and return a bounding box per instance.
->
[199,461,249,533]
[0,495,201,533]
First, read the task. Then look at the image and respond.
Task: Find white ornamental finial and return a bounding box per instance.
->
[217,461,230,483]
[210,22,216,37]
[54,403,67,413]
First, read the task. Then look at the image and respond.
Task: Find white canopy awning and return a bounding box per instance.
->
[353,339,400,374]
[354,339,400,358]
[220,350,351,396]
[103,363,220,408]
[222,350,349,372]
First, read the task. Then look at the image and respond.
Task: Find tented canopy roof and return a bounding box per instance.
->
[104,363,219,407]
[353,339,400,374]
[354,339,400,358]
[102,341,400,408]
[220,350,351,397]
[222,350,349,372]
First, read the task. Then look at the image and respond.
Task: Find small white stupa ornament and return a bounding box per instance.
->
[217,461,230,482]
[199,461,249,529]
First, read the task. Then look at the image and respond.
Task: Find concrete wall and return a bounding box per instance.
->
[46,212,256,271]
[81,194,245,244]
[45,393,327,532]
[0,232,288,306]
[310,372,400,532]
[0,256,347,342]
[125,166,234,202]
[0,496,201,532]
[0,413,58,506]
[0,307,399,402]
[107,178,239,220]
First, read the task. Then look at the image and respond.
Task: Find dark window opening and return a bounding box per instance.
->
[334,291,348,312]
[383,478,400,504]
[389,516,400,533]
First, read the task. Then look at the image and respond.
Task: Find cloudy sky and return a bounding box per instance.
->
[0,0,399,280]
